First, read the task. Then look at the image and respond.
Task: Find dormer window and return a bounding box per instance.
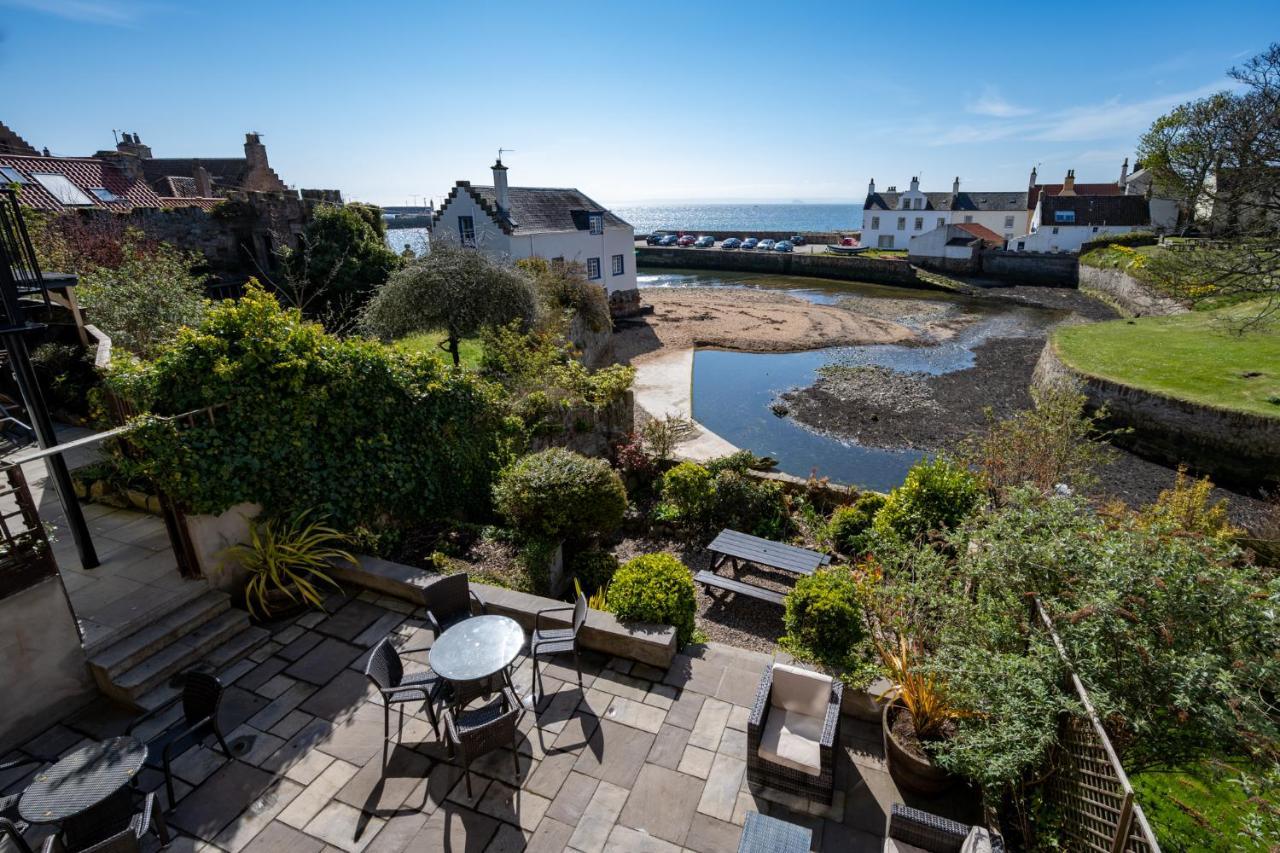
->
[1054,210,1076,223]
[902,198,910,210]
[589,214,603,235]
[914,198,923,210]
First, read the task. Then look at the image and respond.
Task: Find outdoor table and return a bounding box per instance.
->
[737,811,812,852]
[429,614,527,707]
[18,737,147,825]
[708,528,832,577]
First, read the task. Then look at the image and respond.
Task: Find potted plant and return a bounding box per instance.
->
[878,635,958,794]
[225,511,357,621]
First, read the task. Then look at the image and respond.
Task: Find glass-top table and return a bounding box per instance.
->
[19,737,147,824]
[429,614,526,684]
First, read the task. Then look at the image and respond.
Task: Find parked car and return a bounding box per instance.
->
[722,237,742,249]
[646,231,673,245]
[677,234,697,247]
[774,240,794,252]
[790,235,806,246]
[758,239,776,250]
[694,235,715,248]
[658,234,680,246]
[742,238,759,249]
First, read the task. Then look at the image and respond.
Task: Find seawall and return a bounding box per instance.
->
[635,246,945,291]
[1077,265,1187,317]
[641,229,853,244]
[1033,339,1279,490]
[980,250,1079,287]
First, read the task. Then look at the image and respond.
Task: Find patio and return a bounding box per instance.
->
[2,592,978,853]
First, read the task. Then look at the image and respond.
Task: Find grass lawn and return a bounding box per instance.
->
[843,248,909,260]
[1133,759,1278,851]
[394,331,483,369]
[1053,300,1280,417]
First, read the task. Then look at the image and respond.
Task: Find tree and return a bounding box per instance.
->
[360,244,538,365]
[515,257,611,333]
[282,203,399,329]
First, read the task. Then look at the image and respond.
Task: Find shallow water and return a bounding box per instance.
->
[639,269,1060,490]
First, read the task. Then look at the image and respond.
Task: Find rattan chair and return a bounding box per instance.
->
[529,592,587,702]
[442,687,523,799]
[1,818,34,853]
[45,790,168,853]
[745,663,842,804]
[364,638,444,739]
[422,574,485,640]
[126,671,231,810]
[883,804,999,852]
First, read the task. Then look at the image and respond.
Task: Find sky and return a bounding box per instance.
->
[0,1,1274,207]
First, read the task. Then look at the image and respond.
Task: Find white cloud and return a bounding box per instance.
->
[967,87,1034,118]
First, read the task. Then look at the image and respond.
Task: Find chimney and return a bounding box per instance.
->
[244,132,268,170]
[909,176,920,192]
[1029,165,1038,189]
[867,178,875,196]
[952,176,960,194]
[492,158,509,214]
[1060,169,1076,196]
[1119,157,1129,186]
[116,131,151,159]
[193,162,213,197]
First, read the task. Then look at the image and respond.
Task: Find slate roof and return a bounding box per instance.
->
[141,157,253,194]
[1040,194,1150,227]
[0,153,219,211]
[435,181,630,235]
[1028,182,1121,209]
[864,190,1027,212]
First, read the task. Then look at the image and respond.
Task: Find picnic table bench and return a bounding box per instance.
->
[695,529,832,605]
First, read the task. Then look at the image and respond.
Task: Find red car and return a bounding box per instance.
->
[676,234,697,247]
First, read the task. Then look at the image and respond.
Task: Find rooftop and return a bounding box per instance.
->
[437,182,630,236]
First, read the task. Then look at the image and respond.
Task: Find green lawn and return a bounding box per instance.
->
[1133,759,1278,851]
[394,332,484,369]
[1053,301,1280,417]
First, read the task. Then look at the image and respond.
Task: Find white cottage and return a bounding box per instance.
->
[860,176,1027,249]
[430,160,637,296]
[1012,192,1151,253]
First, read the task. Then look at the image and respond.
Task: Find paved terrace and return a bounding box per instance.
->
[3,592,977,853]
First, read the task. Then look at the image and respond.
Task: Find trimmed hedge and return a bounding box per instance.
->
[494,448,628,541]
[607,553,697,645]
[827,493,886,556]
[782,566,865,668]
[874,457,982,542]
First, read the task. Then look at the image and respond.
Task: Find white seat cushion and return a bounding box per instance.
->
[961,826,993,852]
[757,707,824,776]
[883,840,930,853]
[770,663,833,719]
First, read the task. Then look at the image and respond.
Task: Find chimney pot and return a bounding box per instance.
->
[492,158,510,214]
[867,178,876,196]
[952,176,960,194]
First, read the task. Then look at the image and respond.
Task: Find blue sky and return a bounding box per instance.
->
[0,1,1273,206]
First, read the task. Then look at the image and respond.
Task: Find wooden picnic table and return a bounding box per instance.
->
[696,529,832,605]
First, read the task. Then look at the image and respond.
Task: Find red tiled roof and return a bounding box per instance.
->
[0,153,165,211]
[1028,182,1122,209]
[954,222,1005,243]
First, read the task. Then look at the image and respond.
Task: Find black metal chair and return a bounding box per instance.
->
[1,818,34,853]
[422,574,485,639]
[45,789,168,853]
[529,591,587,702]
[125,672,231,810]
[364,638,444,740]
[1,755,49,830]
[442,687,523,799]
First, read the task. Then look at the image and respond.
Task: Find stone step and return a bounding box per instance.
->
[88,591,231,680]
[134,625,271,712]
[82,579,212,656]
[103,609,254,706]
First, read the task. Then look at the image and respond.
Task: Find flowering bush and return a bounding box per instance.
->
[607,552,697,645]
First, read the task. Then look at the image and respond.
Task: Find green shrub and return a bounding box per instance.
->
[607,553,697,645]
[828,493,887,555]
[660,462,715,523]
[874,457,982,541]
[782,566,865,667]
[707,470,790,539]
[569,548,619,594]
[494,448,627,541]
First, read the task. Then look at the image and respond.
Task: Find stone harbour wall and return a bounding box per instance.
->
[1077,265,1188,317]
[636,246,942,291]
[980,250,1079,287]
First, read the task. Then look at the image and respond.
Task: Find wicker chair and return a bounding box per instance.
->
[883,804,1000,852]
[125,671,231,809]
[745,663,842,804]
[45,790,168,853]
[422,574,485,640]
[529,591,587,702]
[364,638,444,739]
[1,818,34,853]
[442,687,523,798]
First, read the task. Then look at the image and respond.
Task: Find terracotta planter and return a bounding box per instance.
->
[882,699,955,794]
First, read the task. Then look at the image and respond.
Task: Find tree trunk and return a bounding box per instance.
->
[448,335,460,367]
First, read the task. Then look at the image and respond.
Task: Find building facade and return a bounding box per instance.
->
[431,160,637,296]
[1012,193,1151,253]
[860,176,1026,249]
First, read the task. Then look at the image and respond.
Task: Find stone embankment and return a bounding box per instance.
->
[636,245,942,290]
[1077,266,1187,317]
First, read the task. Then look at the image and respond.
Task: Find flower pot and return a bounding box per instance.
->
[882,699,955,794]
[246,584,311,622]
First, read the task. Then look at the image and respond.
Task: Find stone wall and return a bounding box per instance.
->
[529,392,635,458]
[1034,341,1280,490]
[636,246,941,290]
[640,229,853,244]
[1077,265,1187,317]
[912,253,979,275]
[980,250,1079,287]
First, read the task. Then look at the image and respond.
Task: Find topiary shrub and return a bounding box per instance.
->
[782,566,865,668]
[606,552,697,645]
[494,447,627,541]
[707,470,790,540]
[569,548,619,595]
[874,457,982,542]
[659,462,715,524]
[828,493,887,556]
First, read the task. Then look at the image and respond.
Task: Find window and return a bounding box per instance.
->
[937,217,945,229]
[0,166,26,184]
[1092,226,1099,232]
[877,235,895,248]
[587,257,601,280]
[1051,227,1060,234]
[870,216,880,229]
[32,173,94,206]
[914,198,923,210]
[896,217,906,230]
[90,187,121,203]
[963,214,973,223]
[902,198,910,209]
[1004,233,1013,240]
[914,217,923,230]
[1004,215,1015,228]
[611,254,624,276]
[458,215,475,246]
[589,214,603,235]
[1054,210,1076,223]
[1017,241,1026,251]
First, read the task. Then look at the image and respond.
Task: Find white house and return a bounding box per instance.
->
[907,222,1005,271]
[1011,192,1151,253]
[860,176,1026,249]
[430,160,637,296]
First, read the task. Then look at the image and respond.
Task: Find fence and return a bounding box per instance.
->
[1035,600,1161,853]
[0,463,58,599]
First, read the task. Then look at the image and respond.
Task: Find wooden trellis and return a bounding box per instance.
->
[0,462,57,599]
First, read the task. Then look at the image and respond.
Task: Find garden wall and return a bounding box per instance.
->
[980,250,1079,287]
[529,391,634,458]
[1034,341,1280,490]
[636,246,941,290]
[1077,266,1187,317]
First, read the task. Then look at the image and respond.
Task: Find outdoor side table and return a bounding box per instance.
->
[429,614,527,707]
[19,737,147,825]
[737,811,812,852]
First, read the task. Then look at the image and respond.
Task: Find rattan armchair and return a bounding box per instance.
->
[745,663,842,804]
[422,574,485,640]
[529,592,587,702]
[364,638,444,739]
[125,671,231,810]
[442,687,523,799]
[884,804,1000,852]
[44,790,168,853]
